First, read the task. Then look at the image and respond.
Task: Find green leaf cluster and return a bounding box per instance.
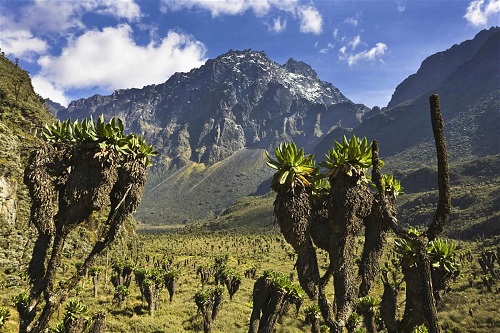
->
[41,115,158,166]
[265,142,317,191]
[394,231,459,273]
[0,306,10,329]
[381,174,403,198]
[194,286,224,304]
[320,135,374,179]
[263,269,304,300]
[428,239,460,273]
[304,304,321,319]
[64,299,87,322]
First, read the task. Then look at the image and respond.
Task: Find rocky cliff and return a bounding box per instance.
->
[56,49,368,170]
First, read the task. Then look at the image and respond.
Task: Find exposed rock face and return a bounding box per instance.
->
[56,49,367,170]
[0,176,17,224]
[387,27,499,108]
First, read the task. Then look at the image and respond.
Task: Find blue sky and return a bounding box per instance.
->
[1,0,498,108]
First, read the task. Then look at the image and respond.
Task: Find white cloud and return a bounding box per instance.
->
[33,25,207,105]
[7,0,142,35]
[344,17,358,27]
[319,43,334,54]
[397,3,406,13]
[464,0,500,26]
[349,35,362,50]
[339,42,388,67]
[269,17,287,32]
[96,0,142,21]
[0,29,48,59]
[161,0,322,34]
[333,28,339,39]
[161,0,298,17]
[298,5,322,34]
[31,76,70,106]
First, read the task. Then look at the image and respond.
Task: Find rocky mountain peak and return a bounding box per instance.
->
[55,49,364,170]
[283,58,318,80]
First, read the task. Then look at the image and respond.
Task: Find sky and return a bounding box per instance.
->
[0,0,499,108]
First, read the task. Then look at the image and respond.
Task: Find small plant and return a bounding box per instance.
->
[64,299,87,322]
[0,306,10,329]
[194,286,225,333]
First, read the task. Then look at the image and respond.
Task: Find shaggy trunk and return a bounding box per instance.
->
[22,143,147,333]
[92,275,100,298]
[358,196,393,297]
[380,270,399,333]
[274,186,319,299]
[165,277,177,302]
[248,276,301,333]
[328,172,372,324]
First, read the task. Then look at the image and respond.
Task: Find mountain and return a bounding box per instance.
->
[54,49,368,224]
[57,50,367,171]
[314,27,500,238]
[387,27,499,108]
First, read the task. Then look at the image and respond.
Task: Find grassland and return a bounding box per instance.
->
[1,224,499,333]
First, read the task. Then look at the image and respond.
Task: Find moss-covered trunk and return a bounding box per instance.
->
[274,186,319,299]
[328,172,372,323]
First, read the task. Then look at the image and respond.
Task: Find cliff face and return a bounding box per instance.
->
[56,50,367,170]
[387,27,499,108]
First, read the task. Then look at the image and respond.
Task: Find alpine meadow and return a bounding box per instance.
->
[0,13,499,333]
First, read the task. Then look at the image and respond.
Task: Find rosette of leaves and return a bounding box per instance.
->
[304,303,321,323]
[394,228,421,267]
[263,270,304,309]
[41,115,158,166]
[64,299,87,323]
[368,174,403,199]
[320,135,376,180]
[13,292,29,315]
[266,141,317,192]
[428,238,460,274]
[0,306,10,329]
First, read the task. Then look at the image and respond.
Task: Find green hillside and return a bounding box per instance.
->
[135,148,274,225]
[0,54,54,272]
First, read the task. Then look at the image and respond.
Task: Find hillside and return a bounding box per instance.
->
[313,28,500,238]
[0,53,54,272]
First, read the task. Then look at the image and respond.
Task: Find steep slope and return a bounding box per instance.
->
[53,49,369,224]
[314,28,500,238]
[56,50,367,170]
[0,53,54,271]
[387,26,499,108]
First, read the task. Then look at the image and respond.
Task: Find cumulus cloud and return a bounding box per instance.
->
[32,25,207,106]
[298,5,322,34]
[464,0,500,26]
[268,17,287,32]
[0,29,48,59]
[7,0,142,35]
[161,0,298,17]
[339,42,387,67]
[161,0,322,34]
